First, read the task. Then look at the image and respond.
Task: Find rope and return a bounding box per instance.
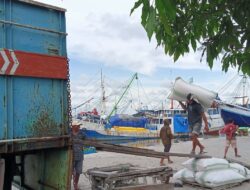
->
[137,78,141,109]
[217,74,238,94]
[137,79,154,109]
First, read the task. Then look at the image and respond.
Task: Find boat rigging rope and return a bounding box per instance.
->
[217,74,238,94]
[137,79,154,109]
[137,77,141,109]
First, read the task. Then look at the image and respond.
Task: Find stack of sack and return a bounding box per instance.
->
[173,157,250,188]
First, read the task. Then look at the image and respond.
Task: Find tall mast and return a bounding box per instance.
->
[242,75,247,106]
[107,73,138,121]
[100,69,106,116]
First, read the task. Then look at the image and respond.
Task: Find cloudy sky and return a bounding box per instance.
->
[38,0,242,115]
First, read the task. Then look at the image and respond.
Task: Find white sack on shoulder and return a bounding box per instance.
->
[168,77,218,108]
[173,168,196,182]
[195,168,245,188]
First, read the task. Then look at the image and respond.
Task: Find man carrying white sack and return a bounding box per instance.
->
[179,93,209,154]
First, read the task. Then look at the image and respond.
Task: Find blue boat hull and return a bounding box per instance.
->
[84,129,159,141]
[220,106,250,127]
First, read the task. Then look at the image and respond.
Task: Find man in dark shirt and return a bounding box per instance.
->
[71,120,85,190]
[179,93,209,154]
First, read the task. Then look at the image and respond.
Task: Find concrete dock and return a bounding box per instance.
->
[78,136,250,190]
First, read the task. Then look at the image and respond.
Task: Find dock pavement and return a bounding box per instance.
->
[79,136,250,190]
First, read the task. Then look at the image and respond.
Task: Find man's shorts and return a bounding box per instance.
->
[189,122,202,135]
[226,139,237,148]
[73,159,83,174]
[164,144,172,152]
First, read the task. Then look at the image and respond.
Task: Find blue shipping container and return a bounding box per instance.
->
[0,0,68,142]
[0,2,71,189]
[0,0,67,56]
[0,76,68,139]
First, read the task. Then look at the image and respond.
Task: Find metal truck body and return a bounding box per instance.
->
[0,0,72,189]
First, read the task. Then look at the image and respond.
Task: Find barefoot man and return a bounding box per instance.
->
[220,118,241,158]
[179,93,209,154]
[160,119,174,165]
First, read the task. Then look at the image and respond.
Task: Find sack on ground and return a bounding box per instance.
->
[230,163,250,179]
[182,158,229,172]
[195,168,245,188]
[173,168,196,182]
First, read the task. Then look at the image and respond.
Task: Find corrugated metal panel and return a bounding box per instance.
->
[18,0,67,12]
[0,77,6,140]
[0,76,68,139]
[0,0,67,56]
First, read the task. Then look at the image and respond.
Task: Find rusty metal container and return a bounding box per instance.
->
[0,0,67,56]
[0,1,72,189]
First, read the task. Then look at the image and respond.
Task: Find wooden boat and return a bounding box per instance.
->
[219,102,250,127]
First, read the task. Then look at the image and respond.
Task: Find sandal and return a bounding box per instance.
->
[199,147,207,154]
[199,151,207,155]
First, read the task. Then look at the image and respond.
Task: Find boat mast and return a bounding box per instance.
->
[101,69,106,117]
[106,73,138,121]
[242,75,247,106]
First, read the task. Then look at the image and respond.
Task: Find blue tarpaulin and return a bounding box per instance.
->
[173,115,189,133]
[109,114,148,128]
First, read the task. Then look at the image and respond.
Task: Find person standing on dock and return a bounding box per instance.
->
[179,93,209,154]
[220,119,241,158]
[71,120,85,190]
[160,119,174,165]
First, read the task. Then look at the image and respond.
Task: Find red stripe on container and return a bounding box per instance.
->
[4,50,14,74]
[0,49,68,79]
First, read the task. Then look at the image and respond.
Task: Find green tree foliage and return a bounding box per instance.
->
[131,0,250,75]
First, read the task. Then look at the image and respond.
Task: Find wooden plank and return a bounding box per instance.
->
[106,168,172,180]
[87,171,116,178]
[88,166,172,181]
[106,172,172,184]
[81,139,211,159]
[115,183,174,190]
[88,164,133,173]
[87,164,173,190]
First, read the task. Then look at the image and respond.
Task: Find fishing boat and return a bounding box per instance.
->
[137,107,224,136]
[76,75,225,140]
[80,113,159,141]
[75,73,160,140]
[219,102,250,127]
[218,75,250,127]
